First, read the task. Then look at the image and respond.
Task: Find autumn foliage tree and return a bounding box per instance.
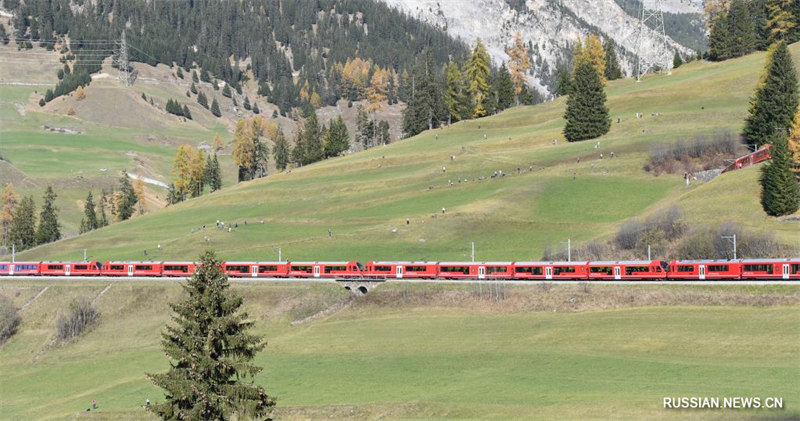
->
[506,31,531,100]
[0,184,18,248]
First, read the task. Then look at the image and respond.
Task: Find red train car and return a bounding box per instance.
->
[587,260,667,280]
[740,258,800,280]
[39,261,103,276]
[724,145,771,173]
[512,261,589,280]
[667,260,741,280]
[162,262,198,277]
[3,262,41,276]
[363,261,439,279]
[436,262,515,279]
[223,262,256,278]
[102,261,163,277]
[288,261,362,278]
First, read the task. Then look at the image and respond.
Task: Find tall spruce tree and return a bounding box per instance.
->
[603,39,623,80]
[743,41,798,147]
[324,115,350,158]
[708,13,732,60]
[402,48,440,137]
[728,0,756,57]
[9,196,36,251]
[211,98,222,117]
[760,135,800,216]
[273,128,290,171]
[148,250,274,420]
[300,109,323,165]
[466,38,491,117]
[116,173,138,221]
[563,60,611,142]
[444,60,468,124]
[35,186,60,245]
[495,63,515,112]
[80,191,98,234]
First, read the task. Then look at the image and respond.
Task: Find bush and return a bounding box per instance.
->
[645,132,742,175]
[0,294,20,344]
[615,206,685,250]
[675,222,782,259]
[55,297,99,342]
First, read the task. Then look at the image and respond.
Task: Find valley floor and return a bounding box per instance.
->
[0,281,797,420]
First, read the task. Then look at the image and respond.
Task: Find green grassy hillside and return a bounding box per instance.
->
[11,44,800,262]
[1,280,797,420]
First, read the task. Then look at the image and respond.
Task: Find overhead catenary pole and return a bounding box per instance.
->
[722,234,737,260]
[471,242,475,263]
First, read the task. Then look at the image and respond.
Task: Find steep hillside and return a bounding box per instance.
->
[14,44,800,262]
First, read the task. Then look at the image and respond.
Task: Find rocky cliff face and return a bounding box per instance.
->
[381,0,702,95]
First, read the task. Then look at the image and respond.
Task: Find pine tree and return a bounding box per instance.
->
[673,52,684,69]
[766,0,798,44]
[495,63,515,111]
[744,41,798,148]
[9,196,35,251]
[80,191,98,234]
[210,154,222,191]
[603,39,623,80]
[148,250,275,420]
[243,96,251,110]
[0,183,18,248]
[183,105,192,120]
[563,60,611,142]
[402,48,440,137]
[708,13,732,60]
[233,120,256,182]
[273,128,290,171]
[211,98,221,117]
[573,35,606,83]
[197,91,208,109]
[222,83,232,98]
[760,135,800,216]
[444,60,468,124]
[301,109,323,165]
[555,64,571,96]
[324,115,350,158]
[192,70,199,83]
[728,0,756,57]
[252,102,260,114]
[116,173,138,221]
[35,186,60,245]
[466,38,491,117]
[377,120,390,145]
[190,82,198,95]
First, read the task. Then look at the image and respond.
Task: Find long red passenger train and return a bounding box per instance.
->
[1,258,799,281]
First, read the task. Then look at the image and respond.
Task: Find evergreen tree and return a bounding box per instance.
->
[708,14,732,60]
[273,128,290,171]
[466,38,491,117]
[148,250,274,420]
[190,82,198,95]
[324,115,350,158]
[197,91,208,109]
[80,191,98,234]
[766,0,798,44]
[563,60,611,142]
[211,98,222,117]
[444,60,468,124]
[377,120,391,145]
[207,154,222,192]
[252,102,260,114]
[555,64,571,96]
[300,109,323,165]
[192,70,199,83]
[98,194,108,227]
[673,52,684,69]
[243,96,251,110]
[495,63,515,111]
[603,39,623,80]
[402,48,440,137]
[728,0,756,57]
[744,41,798,148]
[222,83,232,98]
[116,173,138,221]
[9,196,36,251]
[760,135,800,216]
[35,186,60,245]
[183,105,192,120]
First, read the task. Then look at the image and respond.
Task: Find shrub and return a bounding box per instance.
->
[675,222,782,259]
[0,294,20,344]
[66,106,75,116]
[645,132,742,175]
[55,297,99,342]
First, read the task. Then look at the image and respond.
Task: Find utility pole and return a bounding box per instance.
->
[647,244,651,260]
[115,30,131,86]
[722,234,737,260]
[471,242,475,263]
[273,247,282,262]
[560,238,571,261]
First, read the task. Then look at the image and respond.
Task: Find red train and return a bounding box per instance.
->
[722,144,771,173]
[1,258,799,281]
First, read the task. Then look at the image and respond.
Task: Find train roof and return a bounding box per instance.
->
[369,261,437,265]
[514,261,590,265]
[438,261,514,265]
[162,261,198,264]
[289,261,359,264]
[671,259,739,263]
[589,260,660,265]
[738,258,800,262]
[105,261,164,264]
[225,261,286,264]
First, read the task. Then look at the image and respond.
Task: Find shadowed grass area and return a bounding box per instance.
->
[0,280,797,420]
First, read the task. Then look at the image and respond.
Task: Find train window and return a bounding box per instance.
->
[0,264,6,270]
[164,265,189,272]
[486,266,507,274]
[590,266,612,275]
[75,265,88,270]
[47,265,64,270]
[258,265,279,273]
[226,265,249,273]
[136,265,153,271]
[291,265,313,273]
[440,266,469,274]
[743,264,771,273]
[553,266,576,275]
[676,265,694,272]
[792,264,800,273]
[373,265,392,272]
[324,265,347,273]
[708,265,729,272]
[405,266,428,272]
[110,265,125,271]
[625,266,649,275]
[515,266,543,275]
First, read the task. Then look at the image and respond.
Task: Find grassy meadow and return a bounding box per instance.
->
[0,280,798,420]
[8,44,800,262]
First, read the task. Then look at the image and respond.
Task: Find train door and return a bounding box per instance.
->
[478,266,486,280]
[251,265,258,278]
[127,264,134,277]
[313,265,320,278]
[65,264,71,276]
[783,264,790,280]
[9,264,14,276]
[613,266,621,280]
[698,265,706,280]
[545,267,552,280]
[395,265,403,279]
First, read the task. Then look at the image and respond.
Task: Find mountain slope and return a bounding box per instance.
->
[14,44,800,262]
